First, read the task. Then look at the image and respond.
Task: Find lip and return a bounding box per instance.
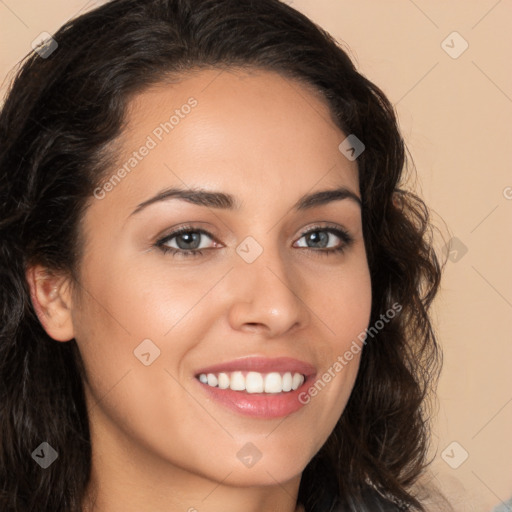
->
[194,356,317,378]
[194,356,317,419]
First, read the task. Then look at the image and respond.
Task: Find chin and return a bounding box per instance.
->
[222,465,304,488]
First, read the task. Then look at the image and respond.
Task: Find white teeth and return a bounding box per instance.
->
[207,373,218,387]
[282,372,292,392]
[245,372,264,393]
[218,372,230,389]
[197,370,306,393]
[229,371,245,391]
[264,372,282,393]
[292,373,304,390]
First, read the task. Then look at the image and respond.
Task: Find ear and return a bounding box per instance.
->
[25,264,75,342]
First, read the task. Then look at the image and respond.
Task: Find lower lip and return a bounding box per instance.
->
[196,377,314,418]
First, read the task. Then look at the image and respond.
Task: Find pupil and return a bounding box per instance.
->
[309,231,327,248]
[178,232,200,249]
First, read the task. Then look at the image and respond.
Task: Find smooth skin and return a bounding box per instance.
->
[26,68,372,512]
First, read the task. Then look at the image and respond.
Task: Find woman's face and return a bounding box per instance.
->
[68,68,372,493]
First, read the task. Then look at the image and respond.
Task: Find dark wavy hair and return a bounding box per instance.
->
[0,0,444,510]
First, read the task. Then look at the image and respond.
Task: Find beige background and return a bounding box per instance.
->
[1,1,511,510]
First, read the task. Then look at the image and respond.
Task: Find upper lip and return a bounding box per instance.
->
[195,356,317,378]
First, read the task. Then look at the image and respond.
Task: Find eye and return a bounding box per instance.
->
[155,224,354,258]
[294,225,353,255]
[155,227,217,257]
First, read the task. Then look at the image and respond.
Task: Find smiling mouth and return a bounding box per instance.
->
[196,370,306,394]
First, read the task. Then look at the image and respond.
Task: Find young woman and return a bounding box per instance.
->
[0,1,445,510]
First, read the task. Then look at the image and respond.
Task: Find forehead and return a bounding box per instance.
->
[95,68,359,217]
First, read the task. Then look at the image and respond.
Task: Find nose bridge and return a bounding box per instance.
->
[226,233,307,334]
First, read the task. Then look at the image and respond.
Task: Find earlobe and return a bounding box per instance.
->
[25,264,75,342]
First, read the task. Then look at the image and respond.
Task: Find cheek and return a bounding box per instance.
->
[76,249,208,345]
[316,259,372,341]
[72,254,229,444]
[300,259,371,420]
[70,253,199,405]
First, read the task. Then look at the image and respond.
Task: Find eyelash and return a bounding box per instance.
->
[155,224,354,258]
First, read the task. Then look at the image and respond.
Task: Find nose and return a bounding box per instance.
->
[226,244,310,338]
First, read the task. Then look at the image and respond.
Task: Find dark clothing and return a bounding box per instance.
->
[308,486,410,512]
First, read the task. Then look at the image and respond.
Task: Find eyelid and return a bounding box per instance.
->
[298,224,352,242]
[155,226,220,249]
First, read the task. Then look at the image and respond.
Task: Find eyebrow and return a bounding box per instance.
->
[129,185,362,217]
